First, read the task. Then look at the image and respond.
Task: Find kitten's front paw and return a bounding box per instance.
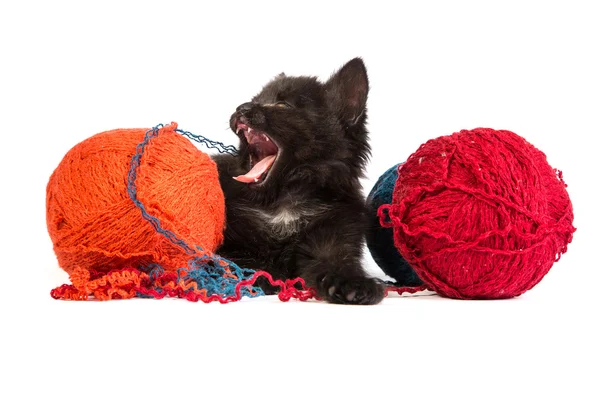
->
[318,274,385,305]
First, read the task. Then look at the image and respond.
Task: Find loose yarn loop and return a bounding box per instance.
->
[381,128,575,299]
[50,266,316,303]
[48,123,316,302]
[366,163,424,287]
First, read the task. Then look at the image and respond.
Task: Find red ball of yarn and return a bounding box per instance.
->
[46,123,225,275]
[382,128,575,299]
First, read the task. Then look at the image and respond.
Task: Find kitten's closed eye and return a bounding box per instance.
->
[273,101,293,108]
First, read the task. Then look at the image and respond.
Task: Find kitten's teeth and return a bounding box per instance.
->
[265,136,270,141]
[236,128,242,135]
[248,127,254,134]
[254,177,259,182]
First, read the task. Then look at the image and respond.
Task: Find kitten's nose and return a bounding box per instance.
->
[236,102,254,114]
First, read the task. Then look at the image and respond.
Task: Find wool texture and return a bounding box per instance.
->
[380,128,575,299]
[46,123,225,275]
[50,265,316,303]
[366,164,423,286]
[47,123,318,302]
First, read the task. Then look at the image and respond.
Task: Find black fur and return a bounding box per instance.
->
[212,58,384,305]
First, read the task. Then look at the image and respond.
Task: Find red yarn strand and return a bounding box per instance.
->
[382,128,575,299]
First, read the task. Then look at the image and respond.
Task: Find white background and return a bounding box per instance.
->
[1,1,598,399]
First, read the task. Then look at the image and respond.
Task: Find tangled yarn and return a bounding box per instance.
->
[47,123,316,302]
[380,128,575,299]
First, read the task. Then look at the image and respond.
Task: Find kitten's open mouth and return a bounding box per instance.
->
[233,122,279,184]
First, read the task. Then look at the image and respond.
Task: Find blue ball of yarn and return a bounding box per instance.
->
[366,164,423,287]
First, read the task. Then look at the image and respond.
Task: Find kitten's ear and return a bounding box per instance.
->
[277,72,286,78]
[326,58,369,125]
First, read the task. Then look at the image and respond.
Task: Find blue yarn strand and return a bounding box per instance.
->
[176,128,239,156]
[127,125,196,255]
[127,124,263,299]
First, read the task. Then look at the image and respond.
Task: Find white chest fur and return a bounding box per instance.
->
[240,203,330,239]
[263,209,298,224]
[258,208,303,238]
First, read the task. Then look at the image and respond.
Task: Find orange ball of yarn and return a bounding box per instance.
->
[46,123,225,275]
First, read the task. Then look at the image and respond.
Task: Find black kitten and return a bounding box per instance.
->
[212,58,384,305]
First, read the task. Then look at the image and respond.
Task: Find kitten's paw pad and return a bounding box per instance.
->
[318,275,384,305]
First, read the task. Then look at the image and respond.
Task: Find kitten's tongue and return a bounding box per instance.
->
[233,155,277,183]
